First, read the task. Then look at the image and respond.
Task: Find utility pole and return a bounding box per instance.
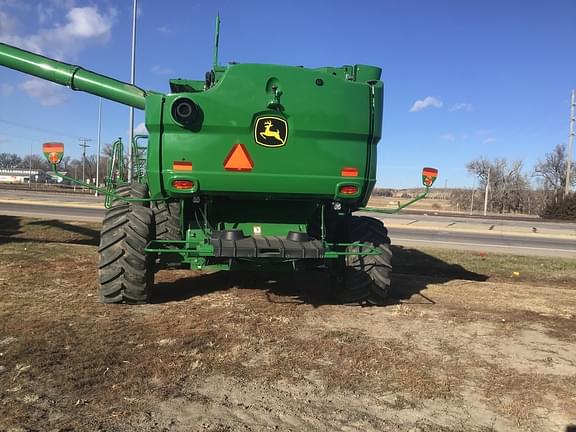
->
[79,138,92,188]
[566,89,575,197]
[95,97,102,196]
[483,167,491,216]
[28,143,32,189]
[469,177,476,215]
[127,0,137,183]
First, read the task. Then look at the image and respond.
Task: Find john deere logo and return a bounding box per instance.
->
[254,116,288,147]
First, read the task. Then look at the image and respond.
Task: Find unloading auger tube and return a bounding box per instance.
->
[0,42,148,109]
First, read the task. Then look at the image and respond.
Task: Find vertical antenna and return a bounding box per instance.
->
[213,14,221,70]
[128,0,137,183]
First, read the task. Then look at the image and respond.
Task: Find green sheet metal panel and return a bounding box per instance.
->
[152,63,381,200]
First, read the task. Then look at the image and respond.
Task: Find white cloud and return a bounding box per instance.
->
[151,65,173,75]
[440,133,456,142]
[410,96,443,112]
[1,4,116,105]
[64,7,114,38]
[0,5,116,60]
[47,0,77,9]
[0,9,18,36]
[20,78,67,106]
[37,4,54,24]
[0,0,32,12]
[476,129,494,136]
[0,83,14,96]
[449,103,473,112]
[482,138,497,145]
[133,122,148,135]
[157,26,172,34]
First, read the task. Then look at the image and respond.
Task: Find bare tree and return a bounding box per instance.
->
[60,156,71,171]
[0,153,22,169]
[534,143,576,203]
[451,187,546,215]
[67,158,82,179]
[466,157,530,213]
[19,154,50,171]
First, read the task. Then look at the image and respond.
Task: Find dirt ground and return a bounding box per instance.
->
[1,216,575,432]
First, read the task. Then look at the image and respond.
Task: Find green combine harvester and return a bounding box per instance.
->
[0,18,437,305]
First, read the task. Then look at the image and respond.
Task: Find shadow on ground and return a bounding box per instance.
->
[0,215,488,307]
[152,245,488,307]
[0,216,99,246]
[0,215,22,242]
[391,245,488,304]
[27,219,100,245]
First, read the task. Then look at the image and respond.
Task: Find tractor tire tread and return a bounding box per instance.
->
[98,201,154,304]
[334,216,392,306]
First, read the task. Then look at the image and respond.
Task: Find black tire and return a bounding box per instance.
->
[153,201,181,241]
[152,200,182,268]
[98,203,155,304]
[331,216,392,305]
[113,182,148,206]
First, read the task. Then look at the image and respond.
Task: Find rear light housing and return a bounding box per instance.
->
[339,185,359,195]
[172,180,195,190]
[335,182,361,198]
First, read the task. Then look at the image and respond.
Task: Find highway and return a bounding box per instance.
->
[0,199,574,258]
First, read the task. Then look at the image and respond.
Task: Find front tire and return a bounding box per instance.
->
[331,216,392,305]
[98,203,155,304]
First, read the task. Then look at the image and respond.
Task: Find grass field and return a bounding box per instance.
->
[1,216,575,431]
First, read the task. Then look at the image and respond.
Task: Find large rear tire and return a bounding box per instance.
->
[112,182,148,205]
[98,203,155,304]
[152,200,182,268]
[331,216,392,305]
[153,201,181,241]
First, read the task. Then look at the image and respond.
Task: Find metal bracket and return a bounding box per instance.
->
[359,186,431,215]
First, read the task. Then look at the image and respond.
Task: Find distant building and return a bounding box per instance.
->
[0,169,55,183]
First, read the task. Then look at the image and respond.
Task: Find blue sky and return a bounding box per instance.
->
[0,0,574,188]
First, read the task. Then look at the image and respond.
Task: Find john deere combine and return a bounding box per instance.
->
[0,18,437,305]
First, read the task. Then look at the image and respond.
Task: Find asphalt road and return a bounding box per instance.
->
[0,201,102,221]
[385,225,575,257]
[1,200,574,258]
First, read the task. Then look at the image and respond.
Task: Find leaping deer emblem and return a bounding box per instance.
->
[259,120,285,144]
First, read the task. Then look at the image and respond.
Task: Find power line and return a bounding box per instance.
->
[0,131,44,144]
[0,118,83,140]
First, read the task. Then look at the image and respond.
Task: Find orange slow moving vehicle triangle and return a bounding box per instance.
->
[224,144,254,171]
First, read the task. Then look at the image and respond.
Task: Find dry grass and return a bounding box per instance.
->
[1,216,575,431]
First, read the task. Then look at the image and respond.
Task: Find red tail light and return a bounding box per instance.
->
[339,185,359,195]
[172,180,194,190]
